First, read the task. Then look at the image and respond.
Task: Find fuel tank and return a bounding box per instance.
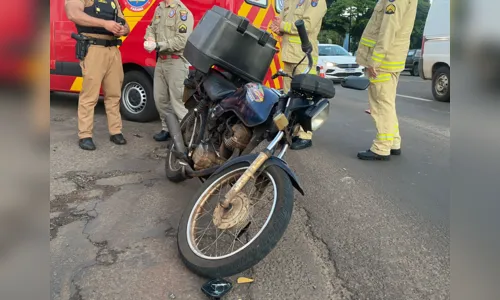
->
[218,83,279,127]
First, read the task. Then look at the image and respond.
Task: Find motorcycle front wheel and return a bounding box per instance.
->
[177,162,294,278]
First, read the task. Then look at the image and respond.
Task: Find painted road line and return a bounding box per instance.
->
[396,94,433,102]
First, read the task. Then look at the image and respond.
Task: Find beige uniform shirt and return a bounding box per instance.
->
[356,0,418,72]
[65,0,126,40]
[144,0,194,56]
[279,0,327,65]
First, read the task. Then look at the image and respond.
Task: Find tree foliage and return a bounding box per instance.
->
[320,0,431,49]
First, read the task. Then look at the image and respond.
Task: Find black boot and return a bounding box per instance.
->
[153,130,170,141]
[291,138,312,150]
[390,148,401,155]
[357,149,390,161]
[110,133,127,145]
[79,137,96,151]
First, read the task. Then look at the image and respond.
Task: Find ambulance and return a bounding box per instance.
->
[50,0,285,122]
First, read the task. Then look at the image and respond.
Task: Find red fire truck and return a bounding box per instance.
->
[50,0,284,122]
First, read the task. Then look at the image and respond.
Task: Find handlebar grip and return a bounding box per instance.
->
[294,20,312,54]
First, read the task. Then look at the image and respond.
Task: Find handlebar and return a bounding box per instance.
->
[294,20,314,75]
[294,20,312,54]
[271,20,314,80]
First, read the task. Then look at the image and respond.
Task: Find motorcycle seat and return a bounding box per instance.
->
[203,70,237,102]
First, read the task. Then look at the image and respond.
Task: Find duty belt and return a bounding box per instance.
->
[88,38,122,47]
[159,54,181,60]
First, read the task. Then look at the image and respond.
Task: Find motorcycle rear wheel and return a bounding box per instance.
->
[177,162,294,278]
[165,111,203,182]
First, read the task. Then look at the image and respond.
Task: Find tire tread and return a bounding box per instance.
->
[177,163,294,278]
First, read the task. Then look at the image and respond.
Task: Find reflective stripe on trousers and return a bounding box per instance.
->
[367,71,402,155]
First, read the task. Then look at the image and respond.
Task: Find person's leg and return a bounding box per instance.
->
[78,45,106,150]
[282,62,294,93]
[358,72,399,160]
[391,72,402,154]
[165,58,189,121]
[101,46,126,144]
[153,60,170,141]
[290,62,316,150]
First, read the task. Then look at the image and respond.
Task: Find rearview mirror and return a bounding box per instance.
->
[348,52,353,56]
[341,76,370,90]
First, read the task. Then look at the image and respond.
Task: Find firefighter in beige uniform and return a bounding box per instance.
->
[356,0,417,160]
[271,0,327,150]
[144,0,193,141]
[65,0,130,150]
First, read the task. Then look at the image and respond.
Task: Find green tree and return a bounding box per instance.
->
[410,0,431,48]
[317,30,343,44]
[321,0,431,50]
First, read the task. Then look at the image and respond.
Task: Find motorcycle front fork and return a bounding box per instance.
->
[219,112,290,208]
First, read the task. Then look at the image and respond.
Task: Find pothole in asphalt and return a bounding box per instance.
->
[94,241,121,266]
[50,170,148,240]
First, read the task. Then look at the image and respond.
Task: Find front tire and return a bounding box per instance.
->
[120,70,158,122]
[177,163,294,278]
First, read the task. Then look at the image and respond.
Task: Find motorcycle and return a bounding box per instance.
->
[164,18,367,278]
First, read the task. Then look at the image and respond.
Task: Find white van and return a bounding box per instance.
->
[419,0,450,102]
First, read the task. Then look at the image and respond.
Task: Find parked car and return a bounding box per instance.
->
[317,44,365,81]
[50,0,285,122]
[419,0,450,102]
[405,49,421,76]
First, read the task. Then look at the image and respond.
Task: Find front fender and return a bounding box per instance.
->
[210,154,305,196]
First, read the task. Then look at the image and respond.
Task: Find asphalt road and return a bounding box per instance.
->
[50,73,449,300]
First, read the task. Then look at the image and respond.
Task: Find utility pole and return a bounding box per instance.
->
[345,6,354,52]
[348,9,352,52]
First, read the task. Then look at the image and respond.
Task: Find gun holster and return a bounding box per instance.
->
[72,33,90,61]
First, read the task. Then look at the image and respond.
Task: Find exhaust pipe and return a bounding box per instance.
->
[165,112,187,154]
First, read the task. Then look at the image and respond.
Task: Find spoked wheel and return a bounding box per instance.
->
[165,111,203,182]
[177,163,294,278]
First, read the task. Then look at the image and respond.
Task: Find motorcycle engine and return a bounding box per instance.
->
[192,143,226,170]
[192,122,252,170]
[223,123,252,151]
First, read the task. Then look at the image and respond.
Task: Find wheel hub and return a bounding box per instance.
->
[123,82,147,114]
[213,192,252,230]
[437,75,448,91]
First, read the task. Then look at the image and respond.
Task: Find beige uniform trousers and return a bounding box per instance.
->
[154,57,189,131]
[78,45,124,139]
[282,62,316,140]
[368,71,402,155]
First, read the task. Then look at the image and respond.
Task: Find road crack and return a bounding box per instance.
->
[298,204,355,300]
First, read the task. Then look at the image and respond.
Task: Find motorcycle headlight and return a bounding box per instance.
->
[300,99,330,132]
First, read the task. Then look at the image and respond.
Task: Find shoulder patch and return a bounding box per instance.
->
[311,0,318,7]
[179,9,188,21]
[178,24,187,33]
[385,4,396,14]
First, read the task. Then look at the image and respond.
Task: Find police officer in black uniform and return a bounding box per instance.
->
[65,0,130,150]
